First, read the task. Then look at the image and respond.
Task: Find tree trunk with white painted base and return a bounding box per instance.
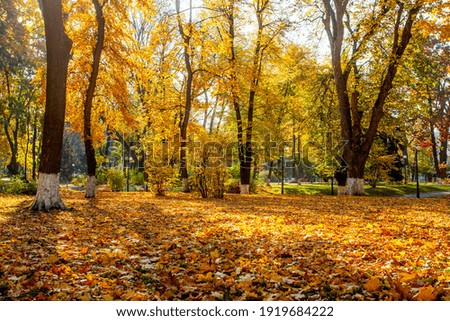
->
[82,0,104,199]
[85,175,96,199]
[240,184,250,194]
[335,164,347,196]
[31,173,66,211]
[322,1,423,197]
[31,0,71,211]
[346,178,365,196]
[337,186,347,196]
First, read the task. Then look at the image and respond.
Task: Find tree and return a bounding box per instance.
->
[175,0,195,192]
[31,0,72,211]
[0,0,38,176]
[321,0,424,195]
[411,37,449,181]
[209,0,288,193]
[83,0,105,198]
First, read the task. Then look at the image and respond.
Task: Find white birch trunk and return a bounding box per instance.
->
[346,178,365,196]
[85,175,96,198]
[240,184,250,194]
[31,173,66,211]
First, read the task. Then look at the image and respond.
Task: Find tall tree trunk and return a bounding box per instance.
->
[240,1,266,194]
[334,161,347,195]
[83,0,105,198]
[32,114,38,180]
[176,0,193,193]
[266,160,273,186]
[24,110,31,181]
[224,2,249,194]
[438,137,448,180]
[31,0,72,211]
[3,69,21,176]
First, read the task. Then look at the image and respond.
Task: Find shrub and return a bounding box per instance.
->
[227,163,240,179]
[225,178,240,194]
[0,177,37,195]
[209,165,227,198]
[147,166,177,196]
[191,162,228,198]
[130,169,145,186]
[191,167,209,198]
[96,167,108,185]
[107,169,126,192]
[71,174,86,187]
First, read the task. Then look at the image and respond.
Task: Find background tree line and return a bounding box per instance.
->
[0,0,448,208]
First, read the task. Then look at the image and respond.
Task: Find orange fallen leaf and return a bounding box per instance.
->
[364,276,382,292]
[47,254,58,264]
[417,286,438,301]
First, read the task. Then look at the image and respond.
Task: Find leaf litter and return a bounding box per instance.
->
[0,191,449,301]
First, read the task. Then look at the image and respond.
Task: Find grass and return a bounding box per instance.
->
[263,182,450,197]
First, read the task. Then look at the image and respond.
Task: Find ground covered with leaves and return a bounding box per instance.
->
[0,191,449,301]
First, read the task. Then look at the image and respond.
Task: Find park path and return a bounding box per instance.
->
[403,191,450,198]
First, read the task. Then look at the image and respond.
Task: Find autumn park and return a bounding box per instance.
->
[0,0,449,305]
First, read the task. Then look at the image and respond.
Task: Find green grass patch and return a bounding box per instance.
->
[263,183,337,195]
[263,183,450,197]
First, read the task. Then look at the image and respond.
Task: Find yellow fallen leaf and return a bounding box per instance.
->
[102,294,114,301]
[80,293,91,301]
[210,249,220,259]
[399,272,416,283]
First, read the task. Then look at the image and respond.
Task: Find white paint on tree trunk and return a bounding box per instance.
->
[31,173,66,211]
[240,184,250,194]
[337,186,347,196]
[346,178,365,196]
[266,179,271,186]
[85,175,96,198]
[182,178,190,192]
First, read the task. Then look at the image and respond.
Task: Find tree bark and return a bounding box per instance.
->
[3,68,21,176]
[32,0,72,211]
[240,0,267,193]
[83,0,105,198]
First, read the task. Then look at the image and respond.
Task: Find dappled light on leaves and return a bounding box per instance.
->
[0,192,449,301]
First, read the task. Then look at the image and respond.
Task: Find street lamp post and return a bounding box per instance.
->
[126,150,130,193]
